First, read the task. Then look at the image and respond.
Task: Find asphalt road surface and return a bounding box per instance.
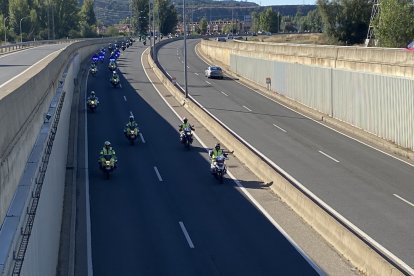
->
[157,39,414,268]
[0,43,69,86]
[85,43,320,275]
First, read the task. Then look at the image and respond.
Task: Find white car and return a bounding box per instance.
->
[205,66,223,79]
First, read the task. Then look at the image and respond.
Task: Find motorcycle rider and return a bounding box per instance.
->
[99,141,117,168]
[111,71,120,83]
[90,62,98,73]
[179,117,194,141]
[209,143,227,172]
[124,115,138,135]
[87,91,99,104]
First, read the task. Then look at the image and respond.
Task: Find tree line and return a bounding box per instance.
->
[0,0,97,43]
[131,0,177,37]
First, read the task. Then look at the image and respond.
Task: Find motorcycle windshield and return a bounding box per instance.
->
[103,154,112,160]
[216,156,225,164]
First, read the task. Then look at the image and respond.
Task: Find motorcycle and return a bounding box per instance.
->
[125,127,139,145]
[180,127,193,149]
[110,76,120,87]
[108,61,117,71]
[210,153,228,184]
[90,66,98,77]
[92,55,99,63]
[100,154,116,179]
[87,98,98,112]
[98,53,105,62]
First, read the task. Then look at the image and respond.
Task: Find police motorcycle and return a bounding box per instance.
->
[180,126,194,149]
[87,95,99,112]
[209,149,229,184]
[108,59,117,71]
[91,53,99,63]
[98,51,105,62]
[110,71,120,87]
[90,63,98,77]
[124,126,139,145]
[100,154,116,179]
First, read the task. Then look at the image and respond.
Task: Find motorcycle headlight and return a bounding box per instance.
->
[105,161,110,166]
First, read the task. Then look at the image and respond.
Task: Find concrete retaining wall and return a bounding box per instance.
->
[0,38,115,275]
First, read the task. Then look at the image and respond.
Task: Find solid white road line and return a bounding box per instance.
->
[123,96,127,102]
[221,91,229,97]
[393,194,414,208]
[318,151,340,163]
[84,70,94,276]
[273,123,287,133]
[179,221,195,248]
[205,81,211,85]
[139,133,146,143]
[119,84,123,88]
[242,105,252,112]
[130,111,134,117]
[154,166,163,181]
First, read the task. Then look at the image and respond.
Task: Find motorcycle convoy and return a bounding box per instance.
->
[88,38,230,182]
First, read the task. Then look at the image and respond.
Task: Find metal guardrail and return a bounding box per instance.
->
[0,39,80,55]
[152,39,414,276]
[0,37,121,55]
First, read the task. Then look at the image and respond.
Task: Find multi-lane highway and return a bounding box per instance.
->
[0,43,70,86]
[157,39,414,268]
[83,43,321,275]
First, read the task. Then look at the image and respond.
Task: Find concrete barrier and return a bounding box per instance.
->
[0,37,116,275]
[149,42,413,275]
[200,39,414,78]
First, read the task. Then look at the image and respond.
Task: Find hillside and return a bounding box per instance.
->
[94,0,315,26]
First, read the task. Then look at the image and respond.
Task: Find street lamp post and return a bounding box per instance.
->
[183,0,188,98]
[3,16,8,44]
[20,16,29,43]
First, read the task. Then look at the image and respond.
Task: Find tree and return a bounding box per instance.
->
[251,11,260,33]
[318,0,371,44]
[373,0,414,47]
[79,0,96,37]
[54,0,80,38]
[157,0,177,35]
[199,16,207,34]
[132,0,148,35]
[80,0,96,26]
[8,0,30,35]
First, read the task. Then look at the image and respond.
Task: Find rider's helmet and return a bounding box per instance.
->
[104,141,111,149]
[183,117,188,123]
[91,91,95,96]
[215,143,221,151]
[129,115,134,122]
